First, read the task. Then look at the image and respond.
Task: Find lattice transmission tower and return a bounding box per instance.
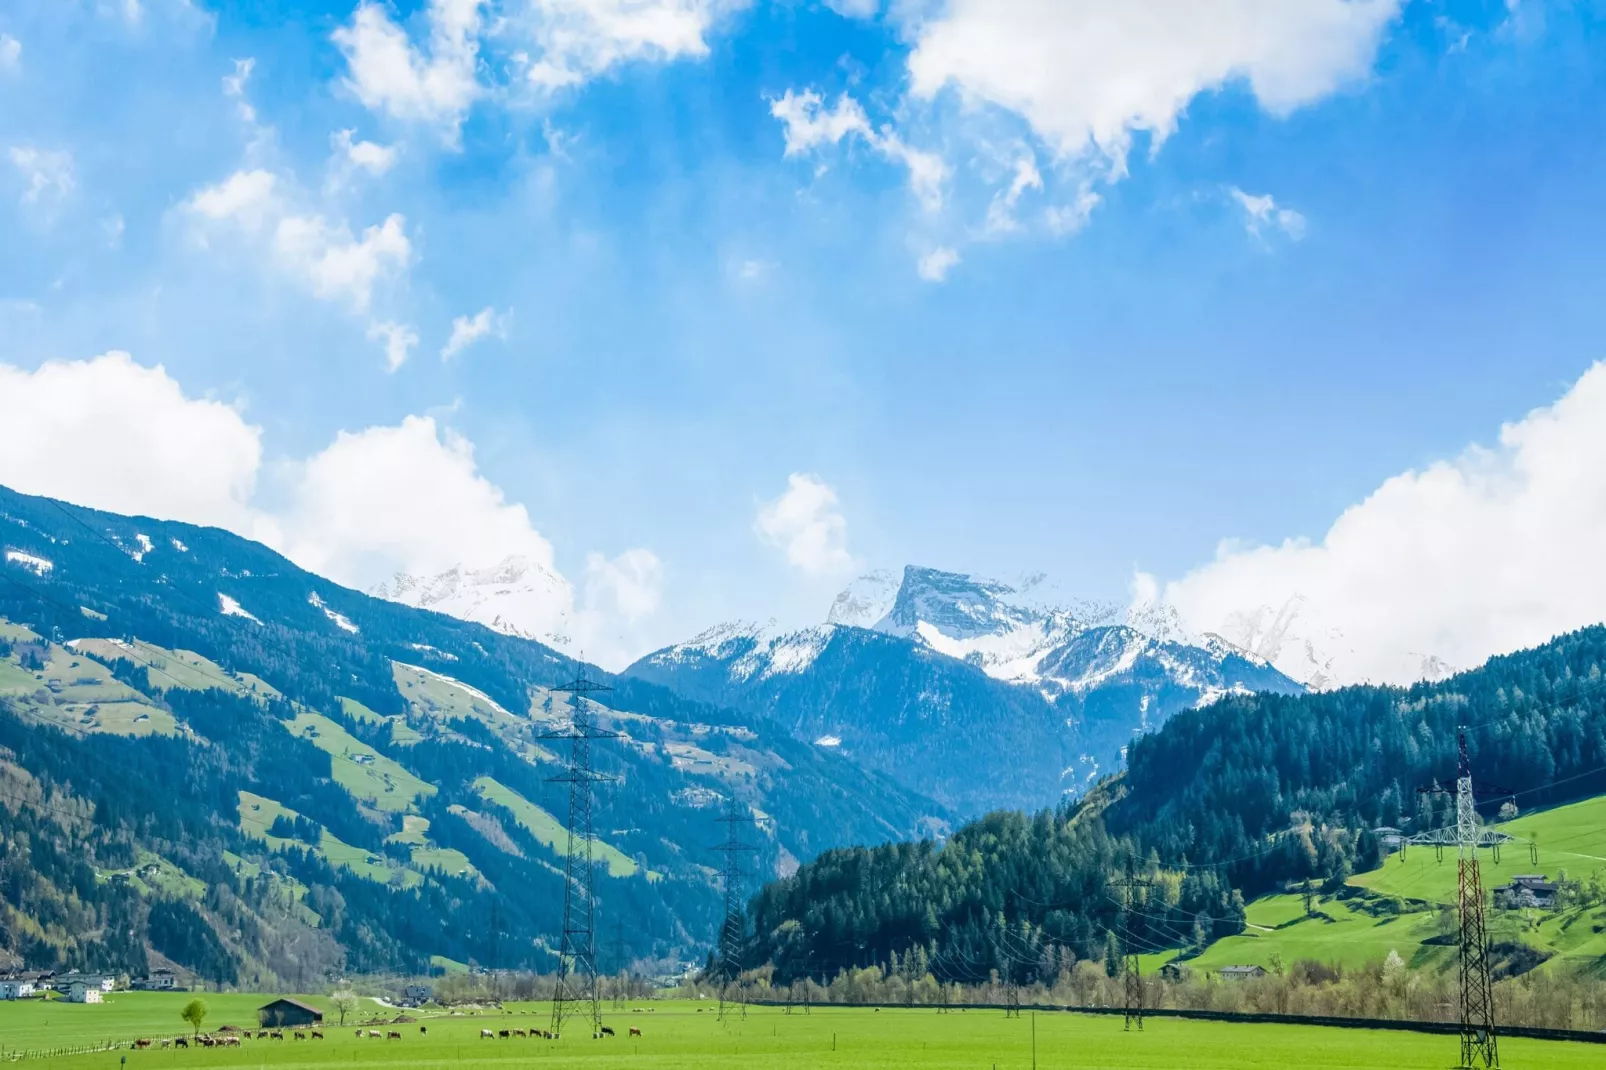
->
[542,666,618,1038]
[1111,866,1154,1031]
[710,794,757,1020]
[1406,728,1503,1070]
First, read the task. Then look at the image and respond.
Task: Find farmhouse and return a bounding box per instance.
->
[57,972,115,993]
[0,978,36,1000]
[1494,874,1558,909]
[65,981,103,1003]
[259,997,324,1027]
[1219,965,1267,980]
[131,969,178,991]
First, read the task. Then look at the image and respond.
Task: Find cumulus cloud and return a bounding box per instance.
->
[916,245,959,282]
[332,128,399,176]
[184,170,413,318]
[0,34,21,71]
[906,0,1403,174]
[1231,187,1307,241]
[0,352,663,667]
[9,147,74,212]
[333,0,484,142]
[441,306,510,360]
[755,473,855,575]
[0,353,265,534]
[517,0,736,90]
[1140,362,1606,689]
[770,89,948,212]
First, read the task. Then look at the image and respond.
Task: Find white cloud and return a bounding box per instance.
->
[824,0,879,17]
[281,414,561,587]
[983,149,1043,235]
[9,147,74,211]
[332,128,399,176]
[916,245,959,282]
[770,88,949,211]
[0,352,663,668]
[441,306,510,360]
[185,170,413,314]
[1044,182,1102,235]
[333,0,484,143]
[186,168,277,224]
[755,473,855,575]
[0,34,21,71]
[906,0,1403,174]
[517,0,735,91]
[1143,362,1606,689]
[273,212,412,313]
[584,548,663,624]
[1231,187,1307,241]
[368,320,419,372]
[0,353,264,534]
[222,57,257,122]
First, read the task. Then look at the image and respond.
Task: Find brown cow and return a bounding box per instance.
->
[512,1029,526,1038]
[628,1028,642,1037]
[311,1031,324,1040]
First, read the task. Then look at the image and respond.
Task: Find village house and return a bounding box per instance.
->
[130,969,178,991]
[65,981,104,1004]
[1494,874,1559,909]
[1219,965,1268,980]
[0,978,37,1000]
[56,972,115,994]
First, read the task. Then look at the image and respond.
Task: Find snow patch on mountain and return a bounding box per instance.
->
[132,533,153,562]
[4,549,53,575]
[826,569,900,628]
[308,591,359,634]
[218,593,261,624]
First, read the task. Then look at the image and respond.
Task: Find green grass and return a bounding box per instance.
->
[393,662,517,726]
[387,816,477,880]
[284,710,435,812]
[0,642,174,737]
[2,1001,1601,1069]
[0,618,41,641]
[1182,793,1606,975]
[0,992,385,1053]
[471,776,640,879]
[72,638,281,702]
[237,791,414,887]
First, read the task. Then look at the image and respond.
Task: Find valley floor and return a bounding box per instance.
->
[2,997,1600,1069]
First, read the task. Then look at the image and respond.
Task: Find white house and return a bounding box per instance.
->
[66,982,104,1004]
[0,979,37,1000]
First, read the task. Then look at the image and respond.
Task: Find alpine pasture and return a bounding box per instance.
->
[3,996,1602,1069]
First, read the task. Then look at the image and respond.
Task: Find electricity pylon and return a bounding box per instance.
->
[542,666,618,1039]
[1111,866,1154,1031]
[711,794,757,1020]
[1411,728,1501,1070]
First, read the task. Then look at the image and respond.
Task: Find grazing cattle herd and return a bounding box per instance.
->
[130,1015,647,1052]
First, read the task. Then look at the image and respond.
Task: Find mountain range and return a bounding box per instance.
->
[0,484,939,983]
[627,566,1302,813]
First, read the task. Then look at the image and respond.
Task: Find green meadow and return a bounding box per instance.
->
[1,997,1600,1069]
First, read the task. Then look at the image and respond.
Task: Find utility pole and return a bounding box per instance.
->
[542,666,618,1039]
[711,794,757,1021]
[1111,865,1154,1032]
[1410,727,1502,1070]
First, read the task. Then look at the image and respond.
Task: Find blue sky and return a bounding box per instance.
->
[3,1,1606,673]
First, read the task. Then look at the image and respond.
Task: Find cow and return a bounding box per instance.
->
[133,1039,152,1049]
[628,1028,642,1037]
[160,1040,172,1049]
[258,1031,270,1039]
[367,1030,382,1039]
[293,1031,306,1041]
[600,1027,615,1037]
[224,1037,242,1047]
[480,1029,494,1039]
[270,1031,285,1040]
[419,1027,427,1035]
[512,1029,526,1038]
[498,1029,510,1038]
[354,1029,365,1038]
[311,1031,324,1040]
[173,1038,188,1049]
[386,1032,401,1041]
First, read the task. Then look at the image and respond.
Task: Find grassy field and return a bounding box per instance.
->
[285,710,435,812]
[1177,793,1606,974]
[472,776,641,879]
[1,640,174,738]
[72,639,281,703]
[0,998,1599,1069]
[237,790,416,887]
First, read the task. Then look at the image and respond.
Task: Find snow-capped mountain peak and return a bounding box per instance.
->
[370,554,575,650]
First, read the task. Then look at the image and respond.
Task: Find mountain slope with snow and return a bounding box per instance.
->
[370,556,574,650]
[629,565,1303,814]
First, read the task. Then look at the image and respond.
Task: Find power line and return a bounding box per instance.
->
[1111,863,1154,1031]
[540,666,618,1039]
[711,793,757,1021]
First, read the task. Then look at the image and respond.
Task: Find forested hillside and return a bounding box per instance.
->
[0,484,942,984]
[749,624,1606,984]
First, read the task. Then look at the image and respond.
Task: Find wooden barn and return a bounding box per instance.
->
[258,998,324,1027]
